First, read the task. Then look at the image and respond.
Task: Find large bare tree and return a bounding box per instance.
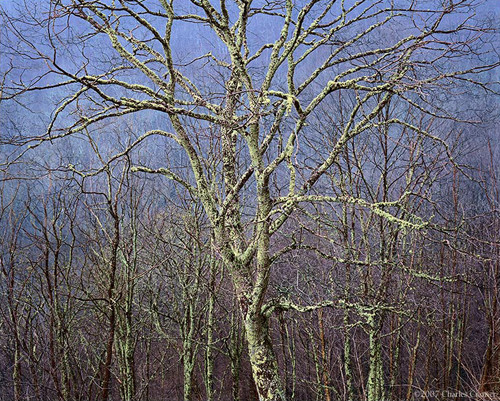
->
[1,1,498,399]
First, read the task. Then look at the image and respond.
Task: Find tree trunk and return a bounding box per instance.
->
[343,308,354,401]
[204,243,217,401]
[406,322,421,401]
[183,350,195,401]
[117,309,136,401]
[318,309,331,401]
[101,209,120,401]
[388,314,401,401]
[480,293,500,394]
[366,315,385,401]
[182,301,197,401]
[242,305,284,401]
[13,339,22,401]
[229,304,243,401]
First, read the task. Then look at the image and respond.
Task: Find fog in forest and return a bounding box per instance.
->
[1,1,499,400]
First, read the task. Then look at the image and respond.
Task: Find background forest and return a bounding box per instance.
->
[0,1,499,400]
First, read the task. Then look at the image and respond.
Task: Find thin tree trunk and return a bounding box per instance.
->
[101,211,120,401]
[307,325,322,401]
[117,224,137,401]
[101,290,117,401]
[204,240,217,401]
[389,314,401,400]
[343,318,354,401]
[229,309,243,401]
[480,274,500,394]
[367,315,385,401]
[286,323,297,401]
[13,338,22,401]
[205,288,215,401]
[406,317,421,401]
[318,309,331,401]
[182,300,197,401]
[278,313,289,399]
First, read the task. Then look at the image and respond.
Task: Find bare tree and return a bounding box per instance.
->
[1,1,498,400]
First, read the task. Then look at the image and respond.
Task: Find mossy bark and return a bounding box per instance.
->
[204,269,215,401]
[230,267,284,401]
[243,307,285,401]
[343,312,354,401]
[229,304,244,401]
[117,304,136,401]
[367,316,385,401]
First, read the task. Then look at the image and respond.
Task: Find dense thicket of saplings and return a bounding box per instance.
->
[1,1,499,400]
